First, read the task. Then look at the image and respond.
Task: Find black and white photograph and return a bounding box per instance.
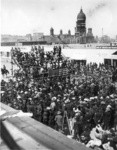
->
[1,0,117,149]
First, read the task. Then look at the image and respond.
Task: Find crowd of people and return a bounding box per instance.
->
[1,45,117,149]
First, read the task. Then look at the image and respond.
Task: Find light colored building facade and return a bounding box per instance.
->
[32,33,44,41]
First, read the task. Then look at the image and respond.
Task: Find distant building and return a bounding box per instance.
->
[32,33,44,41]
[101,35,111,43]
[95,36,99,43]
[75,8,86,44]
[50,28,54,36]
[26,34,32,41]
[86,28,94,43]
[68,30,71,36]
[43,8,94,44]
[1,8,95,45]
[60,29,63,35]
[75,8,86,37]
[1,34,27,42]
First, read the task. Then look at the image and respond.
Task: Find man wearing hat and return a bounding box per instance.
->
[73,113,83,141]
[103,105,112,130]
[50,97,56,110]
[55,111,63,131]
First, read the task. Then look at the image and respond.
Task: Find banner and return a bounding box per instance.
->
[48,68,69,77]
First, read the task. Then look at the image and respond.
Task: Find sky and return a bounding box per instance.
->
[1,0,117,38]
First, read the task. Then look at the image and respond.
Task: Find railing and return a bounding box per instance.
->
[96,45,117,49]
[1,102,91,150]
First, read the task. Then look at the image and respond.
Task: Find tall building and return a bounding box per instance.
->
[68,30,71,36]
[74,8,87,44]
[50,27,54,36]
[86,28,94,43]
[75,8,86,37]
[60,30,63,35]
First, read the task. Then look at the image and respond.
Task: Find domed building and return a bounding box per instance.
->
[75,8,87,44]
[75,8,86,37]
[43,8,94,44]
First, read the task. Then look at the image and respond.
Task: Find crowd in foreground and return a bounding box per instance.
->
[1,45,117,150]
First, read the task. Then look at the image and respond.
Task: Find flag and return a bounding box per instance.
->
[59,68,69,76]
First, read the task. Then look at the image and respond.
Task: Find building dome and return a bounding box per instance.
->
[50,27,54,36]
[50,27,54,31]
[77,8,86,20]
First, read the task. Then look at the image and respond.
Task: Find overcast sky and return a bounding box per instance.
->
[1,0,117,38]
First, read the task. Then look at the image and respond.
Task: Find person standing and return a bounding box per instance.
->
[55,111,63,131]
[103,105,112,130]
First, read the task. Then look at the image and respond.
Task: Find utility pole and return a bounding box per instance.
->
[102,28,103,43]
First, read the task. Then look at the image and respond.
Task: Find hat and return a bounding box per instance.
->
[110,94,114,98]
[52,97,56,101]
[57,111,61,115]
[1,91,5,94]
[106,106,111,111]
[65,99,70,103]
[57,99,60,102]
[90,97,93,100]
[72,97,75,100]
[84,98,89,102]
[107,105,111,108]
[74,108,81,113]
[17,95,21,99]
[100,97,103,100]
[46,107,51,110]
[75,113,80,116]
[101,101,105,104]
[94,96,98,99]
